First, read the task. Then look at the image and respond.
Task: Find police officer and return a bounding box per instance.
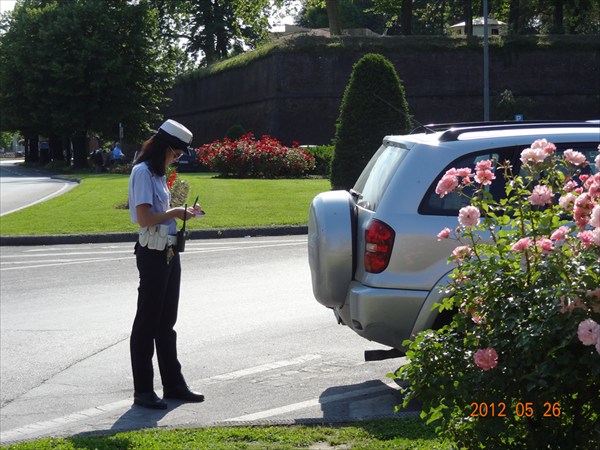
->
[128,119,204,409]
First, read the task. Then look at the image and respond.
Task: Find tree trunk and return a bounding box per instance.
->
[464,0,473,36]
[553,0,564,33]
[71,133,89,169]
[49,134,64,161]
[508,0,520,33]
[65,136,72,166]
[326,0,342,36]
[24,134,39,164]
[400,0,412,35]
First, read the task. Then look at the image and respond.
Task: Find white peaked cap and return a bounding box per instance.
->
[155,119,193,151]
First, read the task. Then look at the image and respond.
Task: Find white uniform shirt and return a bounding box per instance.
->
[129,162,177,235]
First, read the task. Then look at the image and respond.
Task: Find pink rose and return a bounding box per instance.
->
[452,245,473,261]
[587,288,600,299]
[475,160,493,171]
[533,139,556,154]
[458,205,480,228]
[474,347,498,371]
[520,147,547,165]
[596,153,600,171]
[563,149,587,165]
[560,296,588,314]
[558,193,577,210]
[550,226,570,241]
[587,174,600,197]
[577,319,600,346]
[454,167,473,179]
[528,185,553,206]
[512,237,532,252]
[436,174,459,198]
[577,231,595,248]
[475,169,496,186]
[592,228,600,247]
[591,205,600,229]
[575,192,594,211]
[563,180,578,192]
[574,193,594,229]
[536,237,554,254]
[437,227,452,240]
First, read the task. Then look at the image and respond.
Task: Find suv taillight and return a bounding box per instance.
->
[364,219,395,273]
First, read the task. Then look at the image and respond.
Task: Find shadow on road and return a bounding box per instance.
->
[108,404,176,434]
[316,379,420,423]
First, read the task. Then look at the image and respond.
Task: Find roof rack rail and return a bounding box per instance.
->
[436,121,597,142]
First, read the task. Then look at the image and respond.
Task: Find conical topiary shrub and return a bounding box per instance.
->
[330,53,412,190]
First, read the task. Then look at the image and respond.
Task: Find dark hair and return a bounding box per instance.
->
[133,136,168,176]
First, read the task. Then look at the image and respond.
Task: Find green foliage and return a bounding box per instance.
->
[225,124,247,141]
[0,131,14,149]
[396,141,600,448]
[356,0,600,35]
[330,53,411,190]
[147,0,288,66]
[304,144,334,177]
[298,0,387,34]
[0,0,175,166]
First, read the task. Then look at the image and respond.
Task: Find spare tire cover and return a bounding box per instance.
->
[308,190,355,308]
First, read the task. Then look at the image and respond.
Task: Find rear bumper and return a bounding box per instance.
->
[334,281,429,350]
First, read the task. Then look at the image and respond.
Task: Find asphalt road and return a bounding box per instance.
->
[0,159,78,216]
[0,237,414,444]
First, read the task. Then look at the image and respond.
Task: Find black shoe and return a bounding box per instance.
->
[163,385,205,403]
[134,391,168,409]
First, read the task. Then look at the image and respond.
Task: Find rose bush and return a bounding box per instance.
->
[197,133,315,178]
[395,141,600,449]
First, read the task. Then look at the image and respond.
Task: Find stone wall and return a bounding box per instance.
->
[164,35,600,147]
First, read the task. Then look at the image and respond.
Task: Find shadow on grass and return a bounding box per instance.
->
[65,404,174,449]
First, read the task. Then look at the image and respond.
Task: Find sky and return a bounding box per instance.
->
[0,0,17,14]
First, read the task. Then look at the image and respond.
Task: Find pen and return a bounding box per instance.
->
[193,196,199,208]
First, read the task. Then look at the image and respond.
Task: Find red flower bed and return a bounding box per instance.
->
[166,165,177,190]
[197,133,315,178]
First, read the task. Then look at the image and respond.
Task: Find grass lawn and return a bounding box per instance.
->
[4,419,450,449]
[0,173,331,235]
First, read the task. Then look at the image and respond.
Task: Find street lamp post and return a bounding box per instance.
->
[483,0,490,121]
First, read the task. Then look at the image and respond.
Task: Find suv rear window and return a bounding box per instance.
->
[419,142,599,216]
[353,143,409,211]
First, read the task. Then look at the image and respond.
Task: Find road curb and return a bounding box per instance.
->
[0,226,308,246]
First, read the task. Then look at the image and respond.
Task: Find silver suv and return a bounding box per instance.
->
[308,122,600,360]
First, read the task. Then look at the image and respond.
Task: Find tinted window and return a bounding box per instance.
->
[420,142,598,216]
[353,144,409,211]
[419,147,517,216]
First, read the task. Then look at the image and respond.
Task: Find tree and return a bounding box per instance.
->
[148,0,290,66]
[298,0,387,34]
[0,0,175,167]
[371,0,413,35]
[326,0,343,35]
[330,53,411,190]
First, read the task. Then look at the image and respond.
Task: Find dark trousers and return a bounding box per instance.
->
[131,244,186,393]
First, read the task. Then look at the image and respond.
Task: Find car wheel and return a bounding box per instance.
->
[308,190,356,308]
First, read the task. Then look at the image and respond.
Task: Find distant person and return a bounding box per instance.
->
[111,142,124,164]
[127,119,205,410]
